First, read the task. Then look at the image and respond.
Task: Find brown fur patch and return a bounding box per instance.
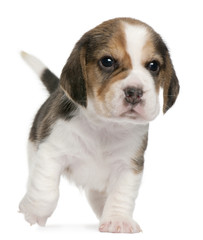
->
[131,133,148,174]
[141,40,164,92]
[84,19,133,106]
[97,70,130,100]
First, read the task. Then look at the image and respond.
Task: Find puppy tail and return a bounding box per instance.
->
[21,51,59,94]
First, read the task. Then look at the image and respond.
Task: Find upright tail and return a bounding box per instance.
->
[21,51,59,94]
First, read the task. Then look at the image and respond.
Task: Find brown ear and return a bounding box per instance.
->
[162,55,180,113]
[60,44,87,107]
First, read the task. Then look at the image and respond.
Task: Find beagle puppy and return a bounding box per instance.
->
[19,17,179,233]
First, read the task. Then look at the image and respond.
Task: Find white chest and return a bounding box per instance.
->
[46,117,148,191]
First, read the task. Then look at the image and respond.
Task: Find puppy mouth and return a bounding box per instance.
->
[120,108,139,119]
[120,99,144,119]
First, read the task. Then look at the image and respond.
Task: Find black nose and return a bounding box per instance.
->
[124,87,143,105]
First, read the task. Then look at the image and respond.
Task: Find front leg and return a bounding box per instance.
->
[19,146,63,226]
[99,170,143,233]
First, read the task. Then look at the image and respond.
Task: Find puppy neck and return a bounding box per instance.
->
[78,100,149,134]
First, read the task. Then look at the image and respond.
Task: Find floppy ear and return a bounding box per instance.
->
[162,54,180,113]
[60,44,87,107]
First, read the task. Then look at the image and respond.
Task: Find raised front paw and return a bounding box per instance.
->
[19,195,51,226]
[99,216,142,233]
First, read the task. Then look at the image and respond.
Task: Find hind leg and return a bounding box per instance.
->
[86,189,107,219]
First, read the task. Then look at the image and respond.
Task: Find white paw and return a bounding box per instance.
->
[99,216,142,233]
[19,195,52,226]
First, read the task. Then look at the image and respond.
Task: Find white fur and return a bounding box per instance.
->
[124,24,148,67]
[21,51,46,77]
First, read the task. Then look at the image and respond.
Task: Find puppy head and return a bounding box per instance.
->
[60,18,179,124]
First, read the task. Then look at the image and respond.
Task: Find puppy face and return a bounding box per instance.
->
[60,18,179,124]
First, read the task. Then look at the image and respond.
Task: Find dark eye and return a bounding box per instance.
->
[100,56,115,68]
[147,60,160,73]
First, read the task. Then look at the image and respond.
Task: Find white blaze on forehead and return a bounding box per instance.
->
[123,23,148,68]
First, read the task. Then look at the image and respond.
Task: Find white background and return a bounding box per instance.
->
[1,0,203,239]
